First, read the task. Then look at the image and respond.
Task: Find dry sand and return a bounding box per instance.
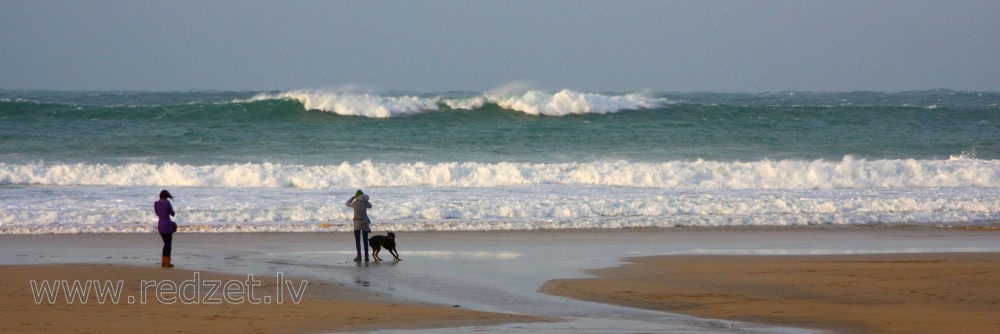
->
[542,252,1000,333]
[0,264,541,333]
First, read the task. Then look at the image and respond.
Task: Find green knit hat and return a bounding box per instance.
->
[355,189,364,197]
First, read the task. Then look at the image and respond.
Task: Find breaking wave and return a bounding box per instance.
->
[243,89,669,118]
[3,157,998,190]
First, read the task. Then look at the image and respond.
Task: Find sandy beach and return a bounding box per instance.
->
[542,252,1000,333]
[0,264,541,333]
[1,227,998,333]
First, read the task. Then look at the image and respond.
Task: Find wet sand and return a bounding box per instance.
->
[0,264,541,334]
[1,227,998,333]
[542,252,1000,334]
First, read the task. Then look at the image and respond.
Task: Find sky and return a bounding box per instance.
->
[1,0,998,93]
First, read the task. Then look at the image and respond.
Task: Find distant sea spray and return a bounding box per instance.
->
[243,89,669,117]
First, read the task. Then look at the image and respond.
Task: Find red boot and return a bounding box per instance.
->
[162,256,174,268]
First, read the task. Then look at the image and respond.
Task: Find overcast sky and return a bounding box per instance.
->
[2,0,998,92]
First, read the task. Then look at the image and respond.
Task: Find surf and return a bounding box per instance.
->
[3,157,998,190]
[243,89,669,117]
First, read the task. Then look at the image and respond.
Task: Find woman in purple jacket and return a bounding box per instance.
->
[154,190,176,268]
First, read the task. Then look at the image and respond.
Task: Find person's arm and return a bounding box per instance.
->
[346,196,356,206]
[365,201,372,209]
[168,202,175,217]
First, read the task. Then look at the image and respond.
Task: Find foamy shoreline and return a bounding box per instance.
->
[4,157,999,234]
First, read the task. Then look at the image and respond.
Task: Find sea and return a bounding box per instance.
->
[2,88,999,234]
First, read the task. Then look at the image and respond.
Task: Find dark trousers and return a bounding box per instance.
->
[354,230,369,259]
[160,233,173,257]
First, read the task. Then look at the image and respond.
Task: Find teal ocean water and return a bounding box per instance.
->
[2,89,999,233]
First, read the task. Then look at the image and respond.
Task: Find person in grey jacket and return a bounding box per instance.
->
[346,189,372,262]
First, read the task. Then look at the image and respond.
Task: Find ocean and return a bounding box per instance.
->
[2,89,999,233]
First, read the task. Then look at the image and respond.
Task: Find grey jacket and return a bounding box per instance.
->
[346,195,372,231]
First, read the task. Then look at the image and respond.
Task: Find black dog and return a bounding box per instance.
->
[369,232,401,261]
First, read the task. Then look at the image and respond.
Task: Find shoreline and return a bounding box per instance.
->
[542,252,1000,334]
[5,221,998,235]
[2,226,998,333]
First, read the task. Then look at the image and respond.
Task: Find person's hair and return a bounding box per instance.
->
[159,190,173,200]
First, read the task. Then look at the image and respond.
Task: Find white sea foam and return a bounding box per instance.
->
[1,185,998,234]
[442,96,488,110]
[3,158,998,234]
[243,89,667,117]
[2,157,998,190]
[483,89,666,116]
[247,90,440,118]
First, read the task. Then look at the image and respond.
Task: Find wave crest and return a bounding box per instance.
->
[487,89,665,116]
[244,89,668,118]
[3,157,997,189]
[246,90,439,118]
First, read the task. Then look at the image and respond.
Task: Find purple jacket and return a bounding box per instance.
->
[154,200,175,234]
